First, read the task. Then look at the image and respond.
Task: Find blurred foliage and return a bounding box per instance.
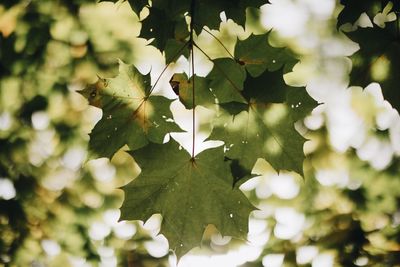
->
[0,0,400,267]
[0,0,167,266]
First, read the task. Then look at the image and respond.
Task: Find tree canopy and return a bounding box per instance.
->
[0,0,399,266]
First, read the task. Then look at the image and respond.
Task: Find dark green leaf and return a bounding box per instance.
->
[208,58,247,104]
[99,0,148,14]
[347,21,400,112]
[209,103,306,176]
[243,68,289,103]
[170,73,215,109]
[121,140,255,258]
[127,0,148,14]
[140,7,176,51]
[234,32,298,77]
[164,39,189,64]
[193,0,265,33]
[286,87,319,121]
[337,0,382,26]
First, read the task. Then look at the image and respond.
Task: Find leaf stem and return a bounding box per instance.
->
[148,41,190,96]
[200,26,235,60]
[191,46,196,158]
[396,12,400,40]
[193,42,245,98]
[190,0,196,158]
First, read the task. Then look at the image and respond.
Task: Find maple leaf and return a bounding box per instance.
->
[209,103,306,177]
[169,73,215,109]
[193,0,266,33]
[208,58,247,104]
[121,140,255,258]
[286,86,319,121]
[139,2,190,54]
[79,60,183,158]
[136,0,266,52]
[140,7,177,51]
[337,0,383,26]
[235,32,298,76]
[347,21,400,112]
[207,32,300,104]
[99,0,148,14]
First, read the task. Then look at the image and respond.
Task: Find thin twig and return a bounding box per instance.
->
[148,41,190,95]
[200,26,235,60]
[190,0,196,158]
[193,42,245,97]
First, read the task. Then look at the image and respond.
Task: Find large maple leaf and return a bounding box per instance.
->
[121,140,256,258]
[79,60,183,158]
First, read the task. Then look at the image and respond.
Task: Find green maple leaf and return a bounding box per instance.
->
[164,28,190,63]
[98,0,148,14]
[348,21,400,112]
[208,58,247,104]
[235,32,298,76]
[207,33,300,105]
[137,0,266,51]
[286,86,319,122]
[337,0,382,26]
[243,68,290,103]
[139,4,190,53]
[121,140,255,258]
[127,0,148,14]
[170,73,215,109]
[79,60,183,158]
[209,103,306,176]
[242,67,318,119]
[140,7,177,51]
[193,0,266,33]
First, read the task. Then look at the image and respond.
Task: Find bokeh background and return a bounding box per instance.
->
[1,0,399,266]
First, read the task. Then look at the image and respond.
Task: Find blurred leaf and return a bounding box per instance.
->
[348,21,400,112]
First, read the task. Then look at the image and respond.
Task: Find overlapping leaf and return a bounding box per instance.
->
[208,32,299,104]
[347,20,400,112]
[192,0,266,33]
[209,103,307,177]
[99,0,148,14]
[206,33,315,178]
[337,0,383,26]
[79,60,183,158]
[121,140,255,258]
[235,32,298,76]
[134,0,266,52]
[208,58,247,104]
[169,73,214,109]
